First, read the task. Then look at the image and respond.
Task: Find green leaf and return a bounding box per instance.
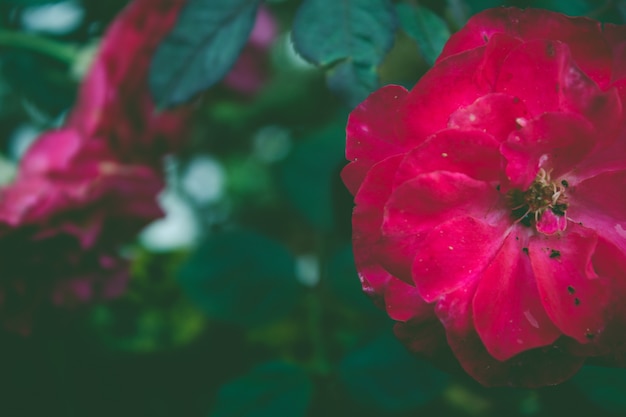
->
[572,366,626,413]
[397,3,450,66]
[326,60,378,108]
[2,50,76,115]
[464,0,506,13]
[327,246,382,316]
[279,118,347,232]
[528,0,593,16]
[291,0,396,105]
[178,230,300,327]
[210,361,313,417]
[150,0,260,107]
[0,0,63,5]
[339,333,449,412]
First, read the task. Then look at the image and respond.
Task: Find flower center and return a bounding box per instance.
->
[507,168,568,228]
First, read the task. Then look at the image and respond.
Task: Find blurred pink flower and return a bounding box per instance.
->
[0,128,164,332]
[222,6,278,95]
[0,0,195,332]
[67,0,191,163]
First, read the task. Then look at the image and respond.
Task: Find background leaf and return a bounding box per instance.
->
[572,366,626,413]
[279,118,347,232]
[150,0,260,107]
[178,230,301,327]
[397,3,450,66]
[0,0,63,5]
[325,60,379,108]
[210,361,313,417]
[291,0,396,106]
[528,0,593,16]
[326,245,382,317]
[339,332,449,412]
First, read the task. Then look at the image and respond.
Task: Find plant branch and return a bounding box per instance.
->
[0,29,78,63]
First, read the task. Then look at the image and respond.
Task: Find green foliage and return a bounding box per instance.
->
[90,250,206,353]
[1,51,75,115]
[0,0,62,5]
[5,1,626,416]
[573,366,626,413]
[325,60,379,109]
[339,333,449,412]
[527,0,593,16]
[463,0,508,14]
[150,0,261,107]
[291,0,396,106]
[210,361,313,417]
[279,118,347,232]
[397,3,451,66]
[178,230,302,328]
[326,246,381,316]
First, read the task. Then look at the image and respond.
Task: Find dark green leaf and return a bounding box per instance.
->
[339,333,448,412]
[528,0,593,16]
[292,0,396,66]
[2,51,75,116]
[327,246,382,316]
[210,361,313,417]
[150,0,260,107]
[462,0,506,14]
[179,230,300,327]
[0,0,63,5]
[279,118,347,232]
[291,0,396,105]
[573,366,626,413]
[326,59,378,108]
[397,3,450,66]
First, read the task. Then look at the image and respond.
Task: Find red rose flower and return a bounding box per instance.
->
[67,0,191,163]
[0,128,164,332]
[342,7,626,387]
[0,0,199,332]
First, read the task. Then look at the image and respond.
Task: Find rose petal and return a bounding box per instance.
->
[501,112,595,189]
[581,238,626,358]
[437,284,584,387]
[558,65,622,142]
[352,159,430,320]
[352,156,403,254]
[399,46,488,142]
[474,33,523,91]
[412,216,508,302]
[601,23,626,83]
[385,278,431,322]
[496,40,564,117]
[448,93,528,142]
[529,226,609,344]
[380,172,502,282]
[384,171,501,237]
[440,8,612,88]
[536,209,567,235]
[343,85,409,195]
[393,129,503,186]
[567,170,626,254]
[445,280,583,385]
[19,129,82,177]
[352,156,405,300]
[473,231,560,361]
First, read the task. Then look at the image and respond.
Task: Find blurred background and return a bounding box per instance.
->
[1,0,626,416]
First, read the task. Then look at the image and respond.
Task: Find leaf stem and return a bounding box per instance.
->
[0,29,78,63]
